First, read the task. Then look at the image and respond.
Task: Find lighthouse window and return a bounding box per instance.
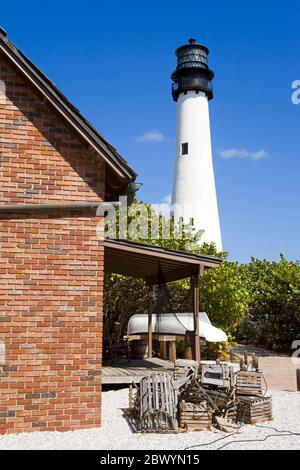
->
[182,143,189,155]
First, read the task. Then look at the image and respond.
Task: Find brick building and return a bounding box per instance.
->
[0,28,137,434]
[0,28,224,437]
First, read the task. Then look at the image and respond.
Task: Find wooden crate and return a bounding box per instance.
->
[237,396,272,424]
[174,359,198,381]
[204,388,237,422]
[179,400,212,431]
[139,372,178,432]
[236,371,263,396]
[180,378,210,404]
[128,384,139,414]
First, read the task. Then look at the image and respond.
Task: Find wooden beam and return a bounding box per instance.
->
[192,265,204,364]
[169,341,177,363]
[198,265,205,363]
[148,286,154,359]
[148,312,153,359]
[160,341,167,360]
[145,266,195,285]
[192,270,200,364]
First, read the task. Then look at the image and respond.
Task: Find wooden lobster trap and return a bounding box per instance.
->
[180,377,212,404]
[204,388,237,422]
[174,359,198,381]
[237,396,273,424]
[138,372,178,433]
[179,400,212,431]
[129,383,139,416]
[236,371,263,396]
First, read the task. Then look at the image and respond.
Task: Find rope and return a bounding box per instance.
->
[153,263,193,334]
[185,389,300,450]
[216,430,300,450]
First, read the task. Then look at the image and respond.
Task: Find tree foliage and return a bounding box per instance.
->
[104,200,300,353]
[239,256,300,350]
[106,200,227,257]
[104,201,228,345]
[200,262,251,333]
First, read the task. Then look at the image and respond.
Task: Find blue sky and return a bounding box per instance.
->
[1,0,299,262]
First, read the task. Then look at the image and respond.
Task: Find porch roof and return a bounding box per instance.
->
[103,238,223,285]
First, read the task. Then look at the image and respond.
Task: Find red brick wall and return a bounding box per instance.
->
[0,52,106,434]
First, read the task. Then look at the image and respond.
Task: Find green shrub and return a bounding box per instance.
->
[201,262,251,334]
[104,200,300,353]
[243,256,300,350]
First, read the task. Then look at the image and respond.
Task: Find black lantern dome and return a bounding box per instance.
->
[171,38,214,101]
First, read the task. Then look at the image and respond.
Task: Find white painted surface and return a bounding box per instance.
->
[127,312,228,343]
[171,90,222,250]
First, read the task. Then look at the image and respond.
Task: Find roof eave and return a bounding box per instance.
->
[0,35,137,182]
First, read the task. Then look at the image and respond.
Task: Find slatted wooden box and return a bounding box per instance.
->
[174,359,198,381]
[139,373,178,433]
[236,371,263,396]
[237,396,272,424]
[180,379,208,404]
[204,389,237,422]
[179,400,212,431]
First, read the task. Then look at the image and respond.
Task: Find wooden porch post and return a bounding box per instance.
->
[169,341,177,363]
[192,269,200,363]
[160,341,167,360]
[148,315,153,359]
[148,286,154,359]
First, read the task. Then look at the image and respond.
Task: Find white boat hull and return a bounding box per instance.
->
[127,312,227,343]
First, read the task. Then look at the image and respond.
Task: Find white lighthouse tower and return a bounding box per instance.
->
[171,38,222,250]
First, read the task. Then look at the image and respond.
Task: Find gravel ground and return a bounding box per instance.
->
[0,389,300,450]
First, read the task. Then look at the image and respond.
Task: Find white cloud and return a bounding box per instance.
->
[162,194,172,205]
[151,194,172,218]
[135,130,169,143]
[218,148,269,161]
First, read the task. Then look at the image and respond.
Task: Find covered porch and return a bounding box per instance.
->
[102,357,174,384]
[103,238,223,384]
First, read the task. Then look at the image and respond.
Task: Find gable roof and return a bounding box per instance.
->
[104,238,223,284]
[0,28,137,182]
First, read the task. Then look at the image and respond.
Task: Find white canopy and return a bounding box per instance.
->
[127,312,227,343]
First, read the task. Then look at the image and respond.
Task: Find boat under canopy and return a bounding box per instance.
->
[127,312,227,343]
